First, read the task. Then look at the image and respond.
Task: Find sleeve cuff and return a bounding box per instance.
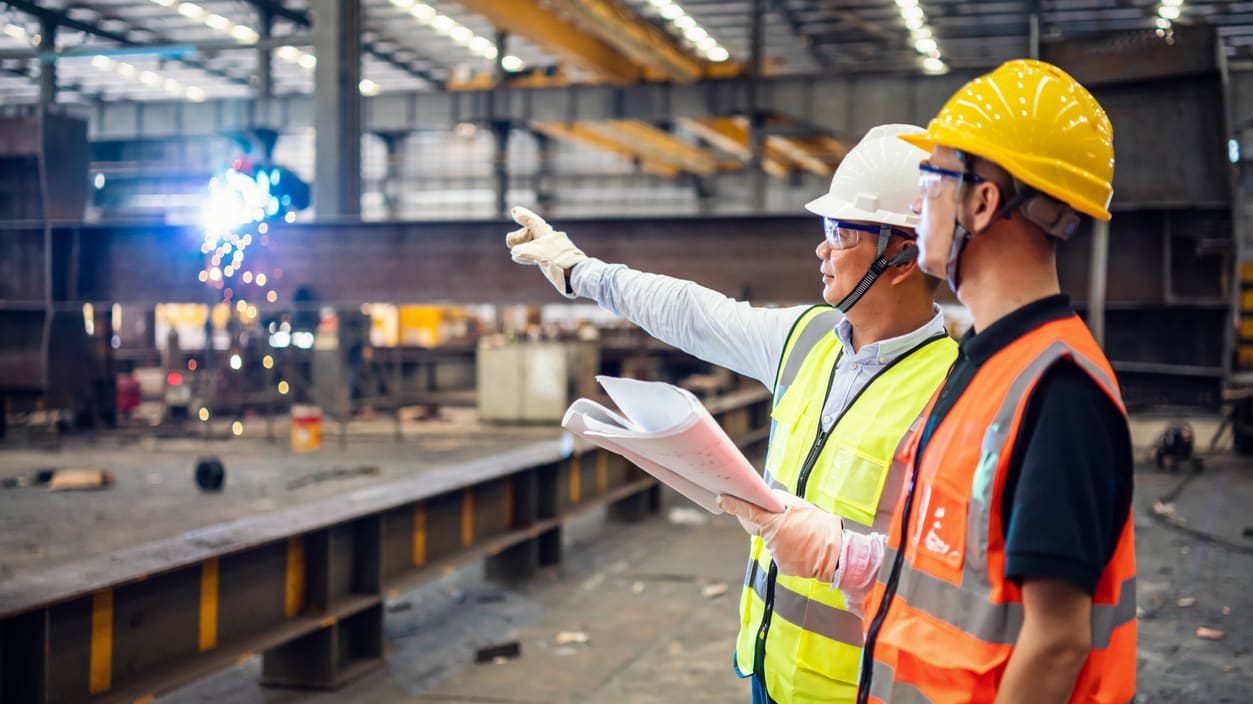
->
[1005,552,1101,596]
[569,257,613,300]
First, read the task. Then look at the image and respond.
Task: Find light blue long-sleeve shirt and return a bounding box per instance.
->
[571,258,948,431]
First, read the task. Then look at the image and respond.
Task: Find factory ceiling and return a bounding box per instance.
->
[0,0,1247,105]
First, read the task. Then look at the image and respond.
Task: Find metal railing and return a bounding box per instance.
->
[0,386,772,704]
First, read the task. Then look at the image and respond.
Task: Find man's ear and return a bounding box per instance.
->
[885,243,920,286]
[964,181,1002,233]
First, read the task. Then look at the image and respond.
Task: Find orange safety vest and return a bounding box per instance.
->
[859,314,1137,703]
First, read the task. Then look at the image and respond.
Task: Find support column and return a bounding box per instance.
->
[311,0,362,218]
[490,31,510,219]
[1028,0,1041,60]
[257,6,274,100]
[38,16,57,109]
[1088,219,1109,347]
[747,0,766,212]
[534,132,554,214]
[378,132,407,219]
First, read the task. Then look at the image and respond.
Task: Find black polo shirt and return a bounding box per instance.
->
[915,294,1133,594]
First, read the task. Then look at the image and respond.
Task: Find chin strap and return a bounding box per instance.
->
[945,223,972,295]
[835,244,919,314]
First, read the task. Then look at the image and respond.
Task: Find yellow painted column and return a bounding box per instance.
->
[412,503,427,566]
[461,490,474,548]
[198,558,219,652]
[285,537,305,619]
[89,588,113,694]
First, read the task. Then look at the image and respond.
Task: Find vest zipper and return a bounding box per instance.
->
[753,333,950,696]
[856,346,952,704]
[752,354,842,686]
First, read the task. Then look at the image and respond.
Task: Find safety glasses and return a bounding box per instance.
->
[918,161,985,200]
[823,218,914,251]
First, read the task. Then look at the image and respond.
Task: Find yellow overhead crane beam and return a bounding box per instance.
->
[676,117,793,178]
[544,0,733,82]
[581,120,725,176]
[766,135,838,178]
[454,0,642,84]
[531,121,681,176]
[454,0,740,86]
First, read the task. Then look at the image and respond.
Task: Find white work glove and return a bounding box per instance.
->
[718,489,844,582]
[506,206,587,299]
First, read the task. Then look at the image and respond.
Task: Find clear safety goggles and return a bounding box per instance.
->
[823,218,914,252]
[918,161,985,200]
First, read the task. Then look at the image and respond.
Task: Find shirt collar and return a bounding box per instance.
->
[960,293,1075,365]
[836,304,948,365]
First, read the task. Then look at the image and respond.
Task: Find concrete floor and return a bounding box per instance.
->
[0,408,559,579]
[2,414,1250,702]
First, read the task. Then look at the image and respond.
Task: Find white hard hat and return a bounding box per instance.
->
[804,124,929,229]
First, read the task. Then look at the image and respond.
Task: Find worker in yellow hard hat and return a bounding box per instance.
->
[721,59,1138,702]
[506,124,958,703]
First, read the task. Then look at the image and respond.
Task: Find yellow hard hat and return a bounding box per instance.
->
[900,59,1114,221]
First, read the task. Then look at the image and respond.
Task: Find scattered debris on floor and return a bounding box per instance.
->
[632,581,646,595]
[387,600,413,613]
[1195,626,1226,641]
[668,507,709,526]
[474,641,521,664]
[701,581,729,599]
[194,457,225,492]
[555,631,590,646]
[48,468,114,491]
[1178,597,1197,607]
[286,465,380,490]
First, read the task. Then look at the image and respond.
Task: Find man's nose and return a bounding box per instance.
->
[816,240,831,260]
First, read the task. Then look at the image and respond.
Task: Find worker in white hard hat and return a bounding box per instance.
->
[506,124,958,704]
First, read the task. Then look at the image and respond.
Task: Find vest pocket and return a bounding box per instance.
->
[811,444,891,527]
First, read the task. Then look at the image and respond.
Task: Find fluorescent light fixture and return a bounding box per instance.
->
[685,26,708,42]
[231,25,258,42]
[1158,5,1180,19]
[390,0,415,8]
[697,35,718,50]
[910,27,932,40]
[140,70,162,86]
[164,78,183,94]
[905,16,924,30]
[298,53,317,70]
[3,23,26,39]
[649,0,672,7]
[673,15,696,29]
[660,4,684,20]
[116,62,137,78]
[900,6,924,22]
[914,38,937,54]
[276,45,301,62]
[501,55,526,71]
[91,54,113,69]
[922,56,946,74]
[451,26,474,44]
[1155,16,1172,29]
[1162,0,1183,5]
[204,13,231,31]
[469,36,494,54]
[895,0,919,7]
[186,86,207,101]
[411,4,436,22]
[431,14,455,33]
[359,79,380,95]
[707,46,730,62]
[177,2,205,19]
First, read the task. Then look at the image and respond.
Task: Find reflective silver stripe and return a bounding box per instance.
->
[761,469,788,492]
[777,308,841,389]
[872,415,923,534]
[745,555,865,647]
[965,340,1127,586]
[880,548,1136,649]
[868,661,935,704]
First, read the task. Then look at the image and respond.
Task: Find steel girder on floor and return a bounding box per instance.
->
[0,387,773,704]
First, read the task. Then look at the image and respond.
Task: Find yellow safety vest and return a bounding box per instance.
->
[734,305,957,703]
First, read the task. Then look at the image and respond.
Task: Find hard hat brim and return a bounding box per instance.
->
[804,192,919,229]
[896,128,1112,222]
